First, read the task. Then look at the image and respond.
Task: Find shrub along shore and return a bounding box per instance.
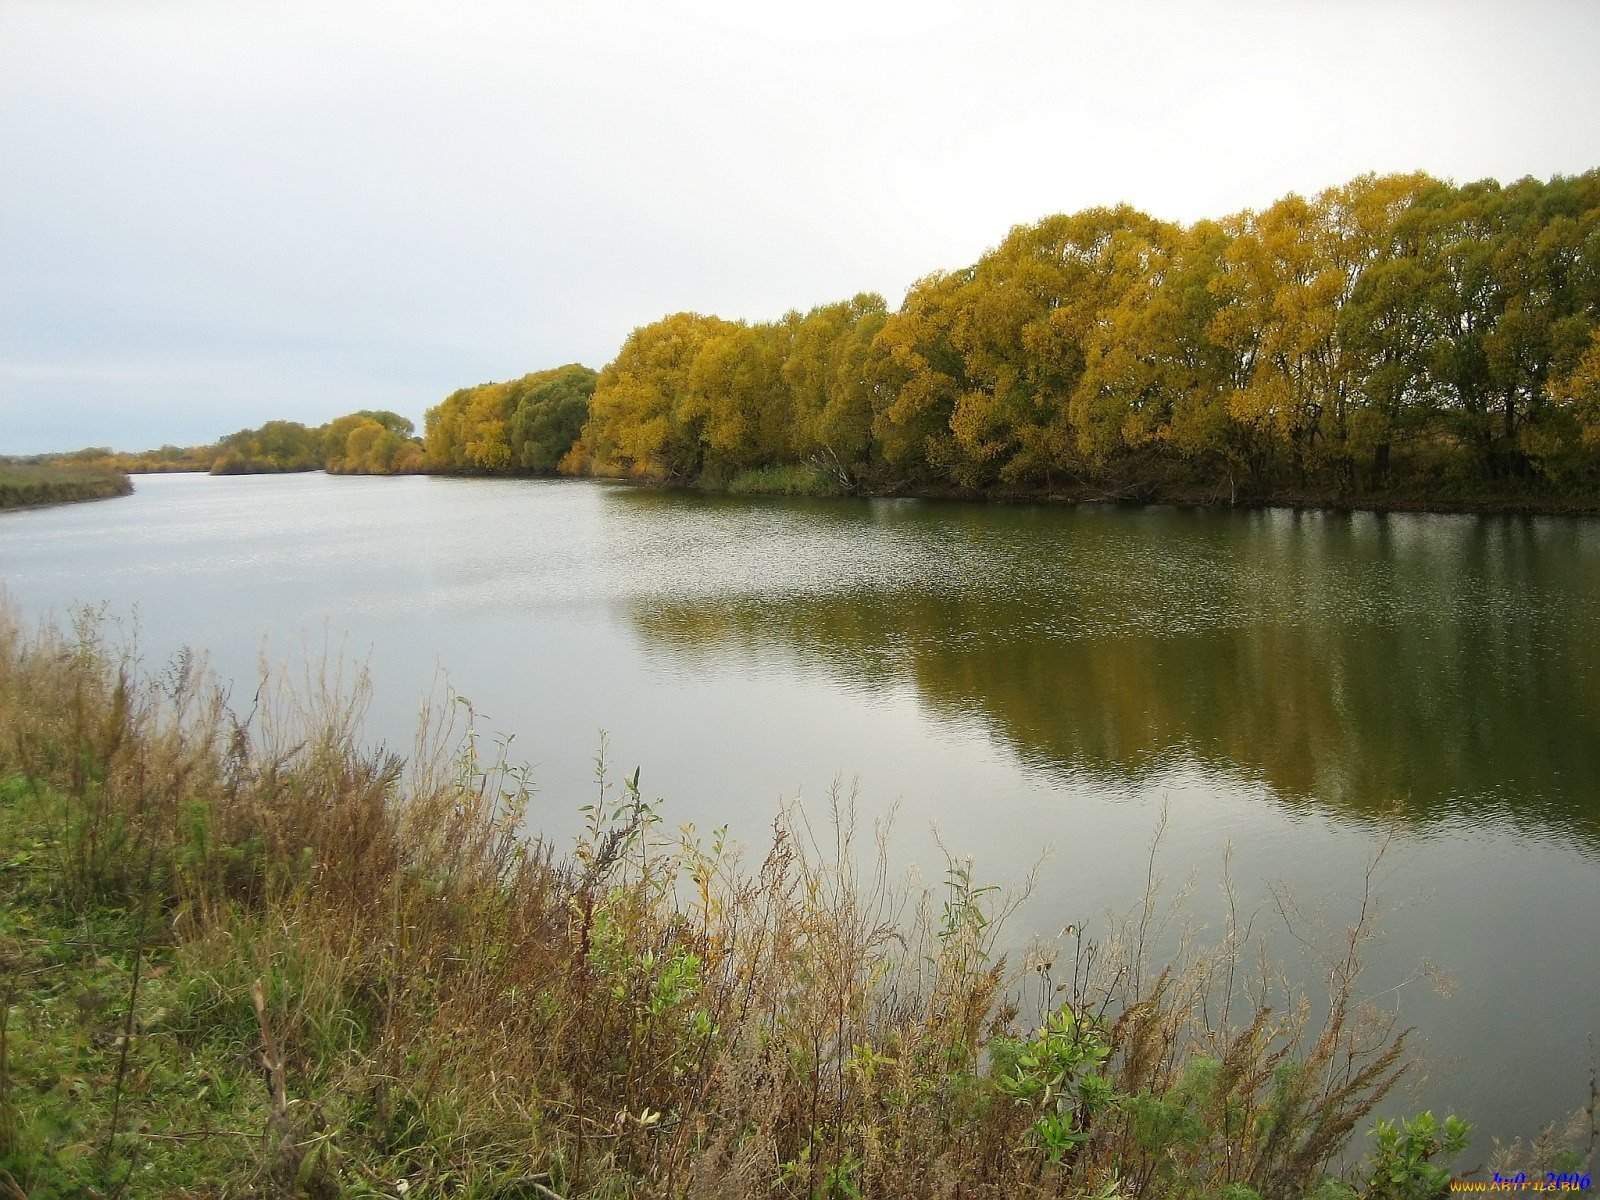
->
[8,604,1591,1198]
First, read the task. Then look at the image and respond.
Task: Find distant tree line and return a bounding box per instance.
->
[37,169,1600,505]
[209,410,427,475]
[51,411,428,477]
[28,445,217,473]
[55,368,601,480]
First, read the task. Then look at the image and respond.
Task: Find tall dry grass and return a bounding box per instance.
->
[0,600,1497,1198]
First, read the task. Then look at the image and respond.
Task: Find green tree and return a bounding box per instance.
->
[506,365,599,472]
[211,420,321,474]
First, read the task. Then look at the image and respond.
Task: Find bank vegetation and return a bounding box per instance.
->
[0,462,132,511]
[8,604,1591,1197]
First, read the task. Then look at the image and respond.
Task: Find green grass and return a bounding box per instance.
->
[0,464,132,511]
[0,777,269,1198]
[723,462,852,497]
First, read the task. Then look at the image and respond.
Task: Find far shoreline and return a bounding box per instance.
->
[492,469,1600,521]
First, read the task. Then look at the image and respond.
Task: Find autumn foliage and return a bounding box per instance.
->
[562,170,1600,501]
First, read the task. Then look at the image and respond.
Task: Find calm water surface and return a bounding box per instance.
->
[4,472,1598,1146]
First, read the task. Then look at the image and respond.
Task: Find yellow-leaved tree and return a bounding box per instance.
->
[579,313,739,479]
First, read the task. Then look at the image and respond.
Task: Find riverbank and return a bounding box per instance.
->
[573,462,1600,519]
[0,603,1525,1198]
[891,480,1600,518]
[0,463,132,511]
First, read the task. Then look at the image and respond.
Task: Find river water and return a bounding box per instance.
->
[3,471,1597,1148]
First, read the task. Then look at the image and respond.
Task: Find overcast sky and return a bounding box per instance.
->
[3,0,1599,454]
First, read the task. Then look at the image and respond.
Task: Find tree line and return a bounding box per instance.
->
[572,170,1600,500]
[55,368,597,480]
[210,410,426,475]
[47,168,1600,504]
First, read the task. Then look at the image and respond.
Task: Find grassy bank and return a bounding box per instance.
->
[2,606,1587,1198]
[0,464,132,511]
[723,463,852,498]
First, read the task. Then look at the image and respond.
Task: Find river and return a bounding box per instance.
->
[3,470,1597,1149]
